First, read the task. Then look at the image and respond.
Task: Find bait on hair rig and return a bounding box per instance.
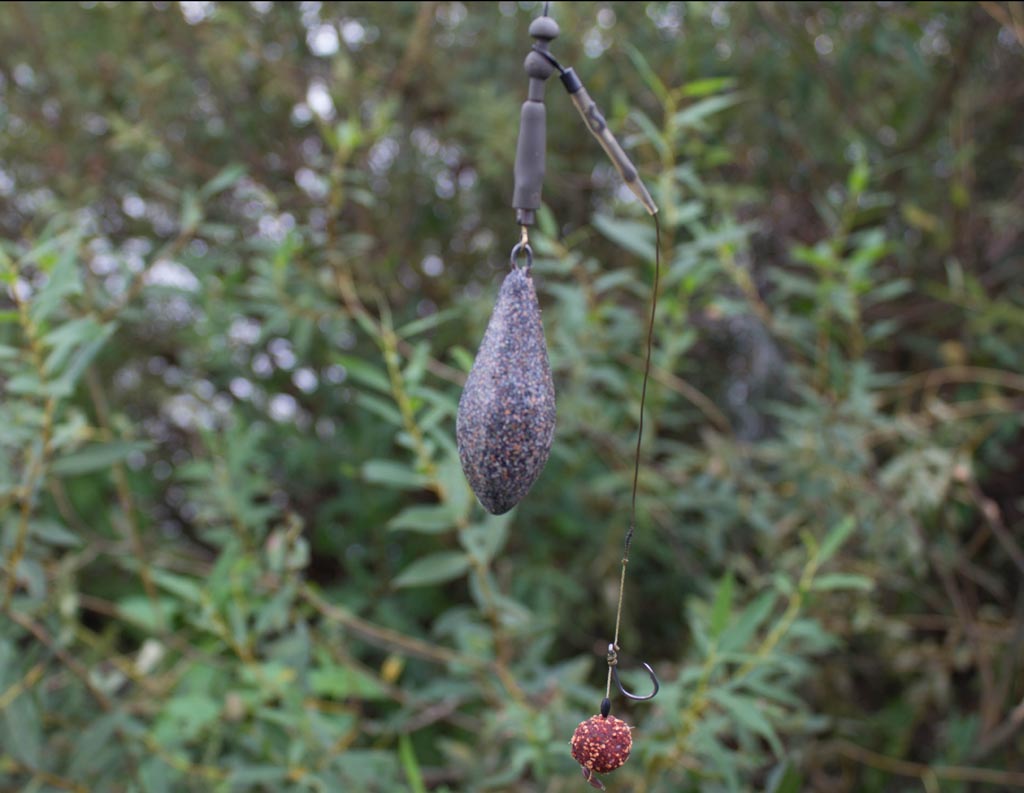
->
[455,3,662,788]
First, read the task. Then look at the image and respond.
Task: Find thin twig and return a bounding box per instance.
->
[971,697,1024,761]
[4,606,114,711]
[625,353,733,435]
[333,266,466,385]
[882,366,1024,404]
[0,662,45,712]
[302,585,464,666]
[84,368,161,625]
[835,738,1024,788]
[0,759,90,793]
[968,480,1024,577]
[3,267,57,607]
[388,2,438,93]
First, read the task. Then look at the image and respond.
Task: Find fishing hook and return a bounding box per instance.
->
[607,643,659,702]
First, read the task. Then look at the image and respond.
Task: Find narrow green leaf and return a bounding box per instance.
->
[713,689,783,755]
[434,452,471,519]
[388,504,459,534]
[47,324,117,396]
[356,392,404,426]
[139,757,175,793]
[42,316,100,375]
[403,341,430,386]
[739,675,804,709]
[362,460,431,491]
[198,164,246,199]
[2,691,42,767]
[537,204,558,238]
[398,734,428,793]
[29,244,83,324]
[449,346,474,373]
[50,440,152,476]
[118,595,178,630]
[624,42,669,102]
[592,215,656,261]
[818,517,856,564]
[766,760,803,793]
[628,109,670,159]
[396,307,458,339]
[335,354,391,393]
[811,573,873,592]
[459,512,511,565]
[30,519,83,547]
[226,766,291,785]
[5,372,43,395]
[719,592,776,653]
[681,76,737,97]
[694,731,740,792]
[148,569,203,603]
[68,712,124,778]
[180,190,202,233]
[772,573,793,596]
[672,94,741,129]
[847,161,870,196]
[710,571,734,639]
[310,665,387,700]
[393,552,470,589]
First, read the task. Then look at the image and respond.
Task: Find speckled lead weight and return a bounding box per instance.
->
[456,267,555,515]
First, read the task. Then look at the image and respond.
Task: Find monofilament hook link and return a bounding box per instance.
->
[607,642,660,702]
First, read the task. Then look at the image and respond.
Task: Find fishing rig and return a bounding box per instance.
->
[455,4,663,787]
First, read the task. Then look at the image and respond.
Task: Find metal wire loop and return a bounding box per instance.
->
[510,241,533,271]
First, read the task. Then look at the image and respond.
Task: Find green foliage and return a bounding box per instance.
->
[1,2,1023,792]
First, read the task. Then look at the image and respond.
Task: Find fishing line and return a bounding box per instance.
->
[606,211,660,704]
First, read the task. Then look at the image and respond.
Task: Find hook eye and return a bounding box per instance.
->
[611,660,660,702]
[510,241,533,271]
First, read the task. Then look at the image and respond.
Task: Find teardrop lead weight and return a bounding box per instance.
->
[457,267,556,515]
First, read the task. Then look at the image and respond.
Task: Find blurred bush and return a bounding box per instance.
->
[1,2,1023,792]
